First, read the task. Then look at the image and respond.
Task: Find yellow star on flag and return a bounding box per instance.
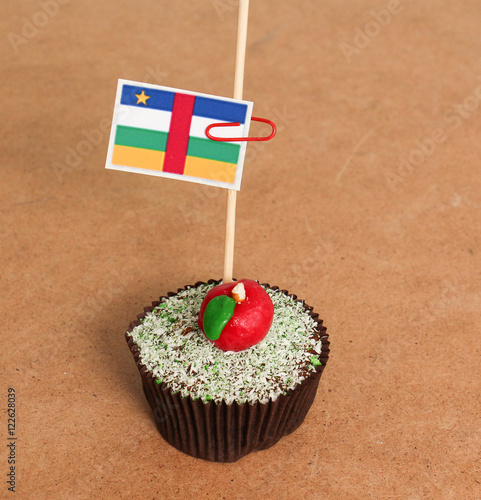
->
[135,90,150,106]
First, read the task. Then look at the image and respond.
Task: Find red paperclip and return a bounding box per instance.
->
[206,116,276,142]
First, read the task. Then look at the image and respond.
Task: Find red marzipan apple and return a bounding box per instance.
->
[198,279,274,352]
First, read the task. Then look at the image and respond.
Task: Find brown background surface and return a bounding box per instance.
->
[1,0,480,498]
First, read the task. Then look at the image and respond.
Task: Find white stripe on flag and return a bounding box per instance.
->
[116,104,172,132]
[189,115,246,141]
[115,103,247,141]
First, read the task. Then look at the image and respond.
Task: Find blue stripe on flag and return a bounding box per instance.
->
[193,97,247,124]
[121,85,175,111]
[120,85,248,124]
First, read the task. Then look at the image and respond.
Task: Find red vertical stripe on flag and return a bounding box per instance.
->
[162,93,196,175]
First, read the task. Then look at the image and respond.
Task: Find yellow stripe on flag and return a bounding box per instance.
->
[184,156,237,184]
[112,145,165,171]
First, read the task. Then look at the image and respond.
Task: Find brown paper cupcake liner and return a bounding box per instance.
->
[126,279,330,462]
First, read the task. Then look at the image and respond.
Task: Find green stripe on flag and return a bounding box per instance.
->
[115,125,168,152]
[187,136,240,164]
[114,125,240,164]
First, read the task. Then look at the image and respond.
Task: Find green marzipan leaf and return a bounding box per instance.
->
[203,295,236,340]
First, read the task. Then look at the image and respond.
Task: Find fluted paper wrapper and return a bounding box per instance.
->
[126,280,330,462]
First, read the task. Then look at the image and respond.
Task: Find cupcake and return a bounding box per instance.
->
[126,279,329,462]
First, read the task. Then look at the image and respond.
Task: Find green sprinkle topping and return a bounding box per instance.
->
[311,356,322,367]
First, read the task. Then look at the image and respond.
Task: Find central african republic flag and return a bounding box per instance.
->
[106,80,253,190]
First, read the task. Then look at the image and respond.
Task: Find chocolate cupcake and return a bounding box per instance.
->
[126,279,329,462]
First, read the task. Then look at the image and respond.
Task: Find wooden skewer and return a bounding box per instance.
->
[223,0,249,284]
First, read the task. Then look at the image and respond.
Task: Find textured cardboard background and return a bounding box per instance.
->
[1,0,480,498]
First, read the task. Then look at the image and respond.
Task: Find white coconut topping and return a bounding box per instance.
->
[129,283,322,405]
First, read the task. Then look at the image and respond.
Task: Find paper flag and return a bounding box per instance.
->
[105,79,253,190]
